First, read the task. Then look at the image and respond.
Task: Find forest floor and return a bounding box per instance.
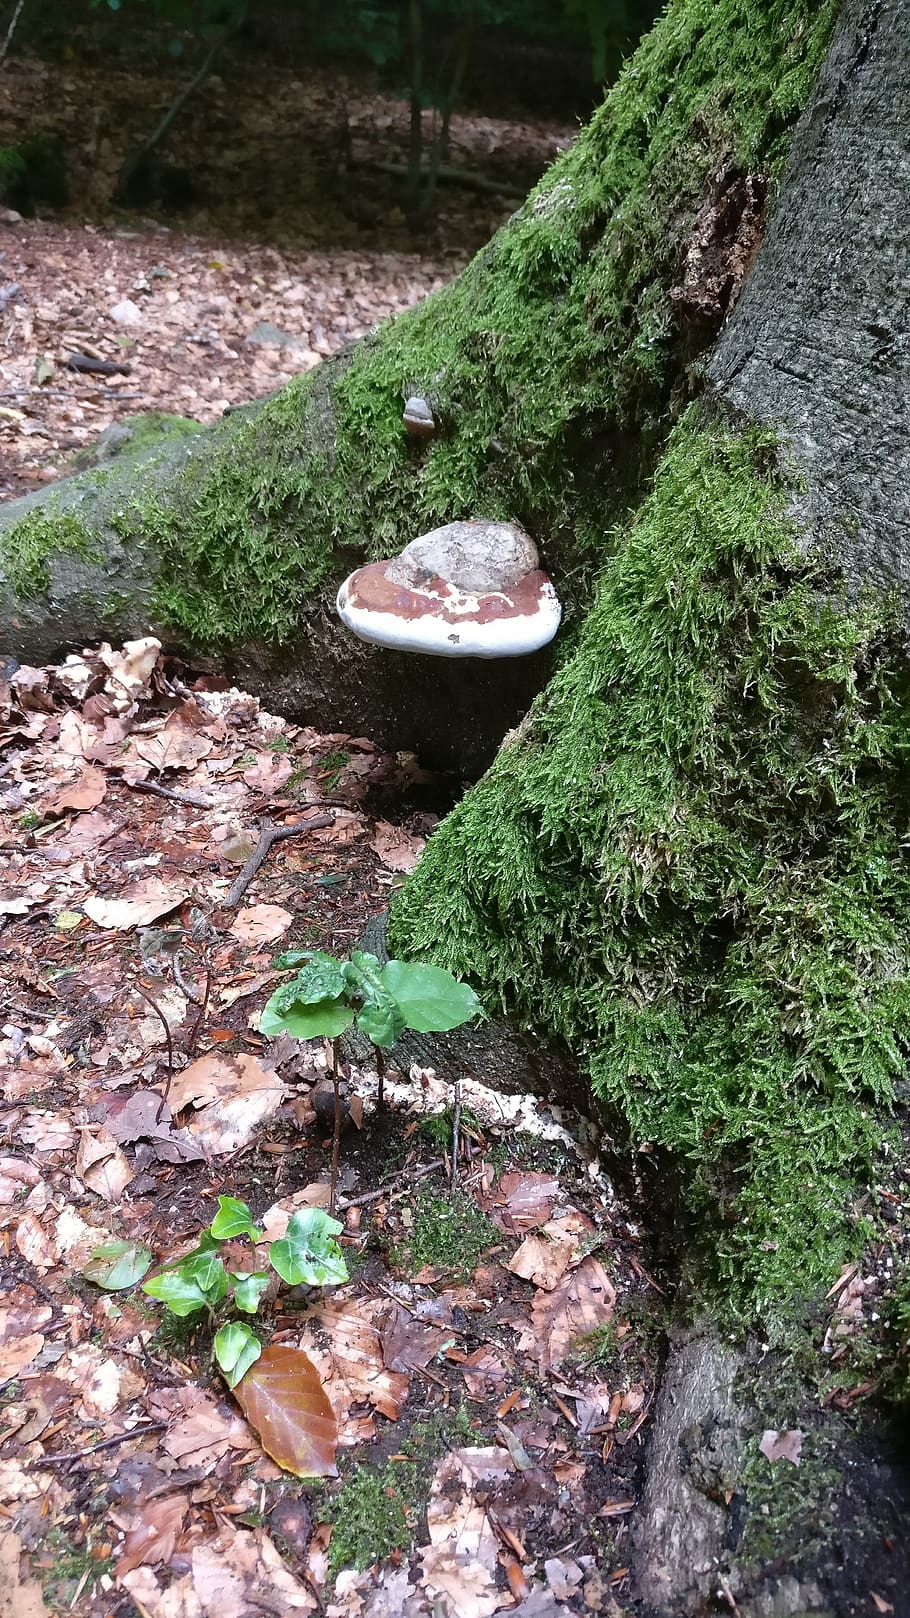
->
[0,38,576,499]
[0,639,662,1618]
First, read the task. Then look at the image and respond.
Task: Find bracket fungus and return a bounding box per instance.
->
[402,395,436,438]
[336,519,562,658]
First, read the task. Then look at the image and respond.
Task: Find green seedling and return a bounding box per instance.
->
[259,949,482,1204]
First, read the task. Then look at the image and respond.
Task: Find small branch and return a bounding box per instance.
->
[329,1037,343,1216]
[451,1078,462,1187]
[35,1421,167,1467]
[132,982,173,1075]
[126,31,231,172]
[0,0,26,70]
[186,962,212,1058]
[172,949,203,1005]
[376,1045,386,1111]
[222,813,334,909]
[126,778,214,809]
[335,1156,445,1213]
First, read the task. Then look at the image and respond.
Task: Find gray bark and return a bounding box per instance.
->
[709,0,910,602]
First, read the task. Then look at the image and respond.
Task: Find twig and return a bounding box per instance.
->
[122,31,232,176]
[717,1573,743,1618]
[132,981,174,1123]
[329,1038,343,1216]
[375,1045,386,1111]
[451,1077,462,1188]
[0,0,26,70]
[222,814,334,909]
[186,962,212,1058]
[335,1156,445,1213]
[35,1422,167,1467]
[126,779,215,809]
[172,949,203,1005]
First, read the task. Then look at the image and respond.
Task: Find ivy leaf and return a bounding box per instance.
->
[259,990,354,1040]
[231,1343,338,1477]
[279,955,348,1004]
[230,1270,271,1313]
[210,1195,263,1242]
[380,960,482,1032]
[82,1240,152,1292]
[268,1208,348,1288]
[180,1249,229,1301]
[142,1269,211,1316]
[214,1321,262,1389]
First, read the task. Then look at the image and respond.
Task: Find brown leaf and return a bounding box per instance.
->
[83,878,189,931]
[241,751,293,793]
[507,1211,592,1290]
[529,1257,617,1370]
[115,1494,189,1577]
[45,764,107,814]
[0,1530,53,1618]
[368,819,426,873]
[167,1051,286,1155]
[485,1170,559,1232]
[232,1344,338,1478]
[0,1294,52,1381]
[135,712,213,773]
[229,904,293,946]
[758,1428,803,1465]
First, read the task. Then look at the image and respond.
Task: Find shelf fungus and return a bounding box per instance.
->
[336,519,562,658]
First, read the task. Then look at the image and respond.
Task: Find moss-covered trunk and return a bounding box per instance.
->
[1,0,835,767]
[394,0,910,1326]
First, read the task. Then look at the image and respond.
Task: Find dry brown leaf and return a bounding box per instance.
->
[44,763,107,814]
[241,751,293,793]
[135,715,214,773]
[0,1158,41,1205]
[76,1127,134,1201]
[758,1428,803,1465]
[154,1387,250,1470]
[229,904,293,946]
[83,877,189,930]
[0,1530,53,1618]
[115,1494,189,1577]
[309,1299,409,1421]
[368,819,426,873]
[529,1257,617,1370]
[233,1345,338,1478]
[0,1295,52,1381]
[119,1565,200,1618]
[100,637,161,704]
[485,1170,559,1232]
[420,1447,515,1618]
[167,1051,286,1155]
[507,1211,591,1291]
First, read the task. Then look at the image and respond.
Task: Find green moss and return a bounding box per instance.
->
[0,0,834,648]
[326,1462,417,1575]
[391,409,910,1332]
[396,1186,500,1277]
[0,509,99,598]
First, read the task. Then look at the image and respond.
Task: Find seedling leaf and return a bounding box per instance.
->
[381,959,482,1032]
[259,991,354,1040]
[83,1240,152,1291]
[230,1269,271,1313]
[210,1195,264,1242]
[269,1208,348,1287]
[231,1343,338,1476]
[142,1269,211,1316]
[214,1321,262,1388]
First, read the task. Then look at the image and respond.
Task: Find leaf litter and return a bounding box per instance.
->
[0,638,668,1615]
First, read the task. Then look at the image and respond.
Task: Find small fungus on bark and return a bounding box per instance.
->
[336,519,562,658]
[402,395,436,438]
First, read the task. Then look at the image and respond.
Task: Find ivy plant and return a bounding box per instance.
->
[84,1195,348,1388]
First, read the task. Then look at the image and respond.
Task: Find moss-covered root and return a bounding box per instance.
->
[390,408,910,1329]
[1,0,835,660]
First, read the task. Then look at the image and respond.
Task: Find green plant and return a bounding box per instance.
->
[85,1196,347,1388]
[260,949,481,1048]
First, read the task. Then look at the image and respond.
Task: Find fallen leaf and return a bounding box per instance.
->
[166,1052,286,1155]
[485,1170,559,1232]
[100,636,161,703]
[154,1387,249,1470]
[368,820,426,873]
[758,1428,803,1465]
[0,1529,53,1618]
[229,904,293,946]
[115,1495,189,1577]
[84,878,189,931]
[232,1344,338,1477]
[76,1127,134,1200]
[242,751,293,793]
[0,1295,52,1380]
[135,714,214,773]
[311,1299,410,1420]
[45,764,107,814]
[870,1595,895,1615]
[420,1447,515,1618]
[508,1211,592,1291]
[528,1257,617,1370]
